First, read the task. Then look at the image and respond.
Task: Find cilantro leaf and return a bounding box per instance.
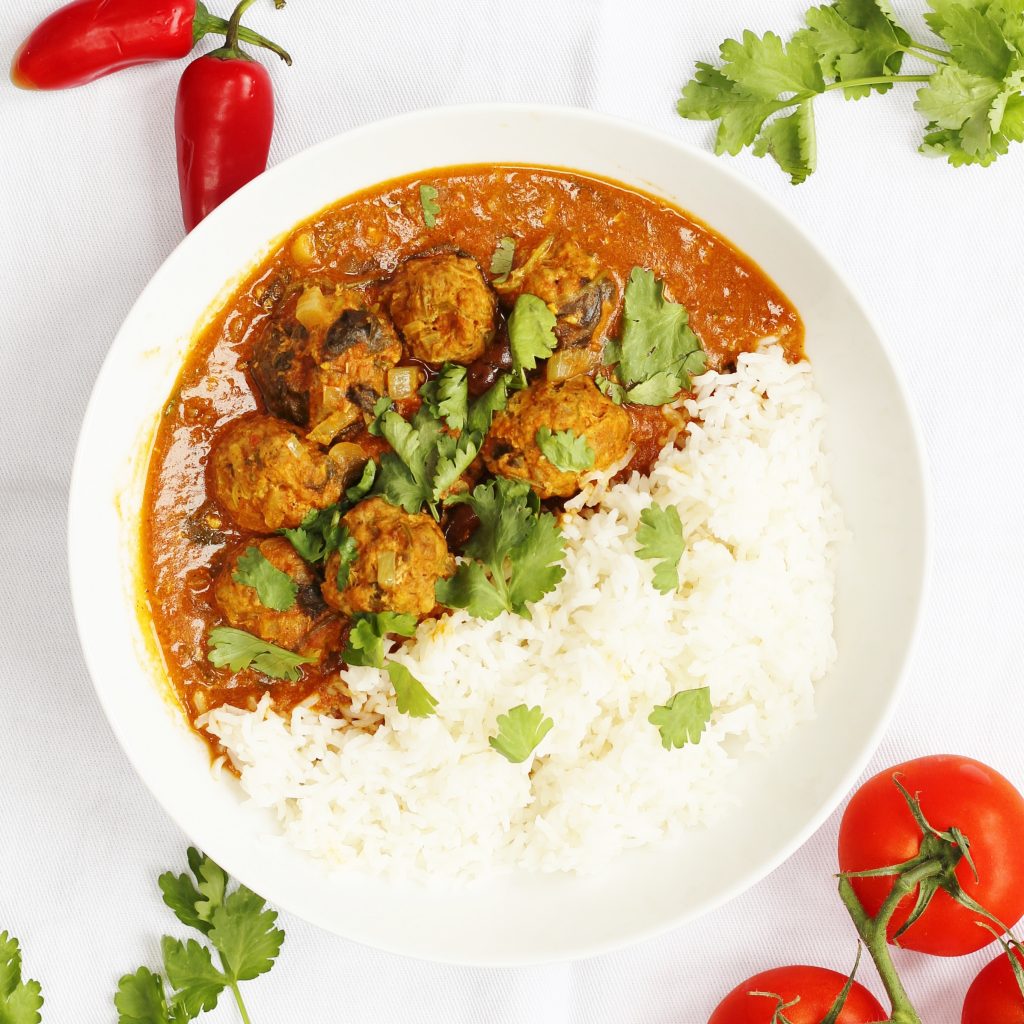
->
[635,502,686,594]
[436,478,565,620]
[343,612,418,668]
[334,528,358,590]
[489,704,554,763]
[281,502,349,563]
[345,459,377,504]
[160,938,225,1018]
[190,850,227,925]
[420,363,469,432]
[489,236,516,281]
[418,184,440,228]
[207,886,284,983]
[508,294,558,377]
[0,932,42,1024]
[467,374,512,434]
[372,406,443,513]
[207,627,315,682]
[232,546,297,611]
[915,64,1004,155]
[596,373,626,405]
[753,100,818,184]
[385,661,439,717]
[158,871,207,935]
[719,29,825,98]
[115,967,171,1024]
[605,268,706,403]
[431,431,481,503]
[649,687,712,750]
[934,3,1013,79]
[535,427,595,472]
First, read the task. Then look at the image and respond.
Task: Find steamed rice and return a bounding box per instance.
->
[201,343,844,877]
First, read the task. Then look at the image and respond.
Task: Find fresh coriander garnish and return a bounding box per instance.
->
[232,546,298,611]
[489,704,554,763]
[207,626,315,682]
[508,293,558,381]
[334,528,358,590]
[466,373,512,434]
[0,930,42,1024]
[649,687,712,750]
[678,3,1024,181]
[435,478,566,620]
[343,612,418,668]
[489,236,516,281]
[116,847,285,1024]
[372,404,480,516]
[596,373,627,405]
[635,502,686,594]
[345,459,377,504]
[535,427,595,472]
[420,363,469,432]
[385,661,439,717]
[604,268,706,406]
[418,184,440,227]
[281,505,345,563]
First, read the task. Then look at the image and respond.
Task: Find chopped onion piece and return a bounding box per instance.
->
[377,550,397,587]
[546,347,599,382]
[295,286,334,331]
[387,366,422,399]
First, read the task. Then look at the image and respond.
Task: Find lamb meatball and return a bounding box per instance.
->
[387,253,495,364]
[208,414,360,532]
[482,376,631,498]
[321,497,455,620]
[213,537,328,651]
[250,285,402,444]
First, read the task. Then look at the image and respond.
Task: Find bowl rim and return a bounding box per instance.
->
[67,101,931,965]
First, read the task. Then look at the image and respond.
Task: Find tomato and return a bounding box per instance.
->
[962,947,1024,1024]
[708,966,887,1023]
[838,755,1024,956]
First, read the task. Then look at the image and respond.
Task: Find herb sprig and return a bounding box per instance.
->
[649,687,712,750]
[0,930,42,1024]
[116,848,285,1024]
[678,1,1024,181]
[207,626,315,682]
[232,547,298,611]
[489,704,554,763]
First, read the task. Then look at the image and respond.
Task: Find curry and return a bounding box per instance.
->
[141,164,803,745]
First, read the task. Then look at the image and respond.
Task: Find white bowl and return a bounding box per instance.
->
[68,104,927,965]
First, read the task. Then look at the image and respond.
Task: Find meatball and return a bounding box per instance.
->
[250,285,402,444]
[208,414,360,532]
[321,497,455,620]
[495,238,613,350]
[213,537,328,651]
[387,253,495,364]
[482,376,631,498]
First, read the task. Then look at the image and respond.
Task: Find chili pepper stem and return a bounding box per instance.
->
[837,866,942,1024]
[193,1,291,61]
[210,0,292,65]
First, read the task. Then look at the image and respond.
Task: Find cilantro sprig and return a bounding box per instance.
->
[420,363,469,432]
[207,626,315,682]
[489,236,516,281]
[649,687,712,750]
[603,268,707,405]
[489,704,554,763]
[115,847,285,1024]
[508,293,558,383]
[0,930,42,1024]
[678,1,1024,180]
[343,612,417,668]
[435,478,566,620]
[635,502,686,594]
[418,184,440,227]
[535,427,595,472]
[232,547,297,611]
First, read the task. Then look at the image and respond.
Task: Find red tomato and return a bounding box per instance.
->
[708,966,887,1023]
[962,947,1024,1024]
[838,755,1024,956]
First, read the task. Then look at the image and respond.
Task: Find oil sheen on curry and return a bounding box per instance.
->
[142,164,803,748]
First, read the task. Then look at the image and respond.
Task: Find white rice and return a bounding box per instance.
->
[200,344,844,877]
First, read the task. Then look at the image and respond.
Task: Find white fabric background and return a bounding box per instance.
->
[2,1,1023,1020]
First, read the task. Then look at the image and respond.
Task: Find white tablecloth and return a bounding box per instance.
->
[2,1,1023,1020]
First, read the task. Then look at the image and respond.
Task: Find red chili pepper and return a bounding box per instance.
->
[175,0,290,232]
[11,0,285,91]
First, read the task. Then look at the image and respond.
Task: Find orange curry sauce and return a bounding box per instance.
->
[141,165,803,740]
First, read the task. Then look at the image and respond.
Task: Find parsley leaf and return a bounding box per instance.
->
[385,661,439,717]
[605,268,706,404]
[232,546,297,611]
[208,887,284,983]
[420,363,469,432]
[334,528,358,590]
[535,427,595,472]
[115,967,170,1024]
[207,626,315,682]
[489,704,554,763]
[508,293,558,379]
[467,373,512,434]
[489,236,516,281]
[160,938,224,1018]
[343,612,418,668]
[635,503,686,594]
[649,687,712,750]
[418,184,440,228]
[0,931,42,1024]
[436,478,566,620]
